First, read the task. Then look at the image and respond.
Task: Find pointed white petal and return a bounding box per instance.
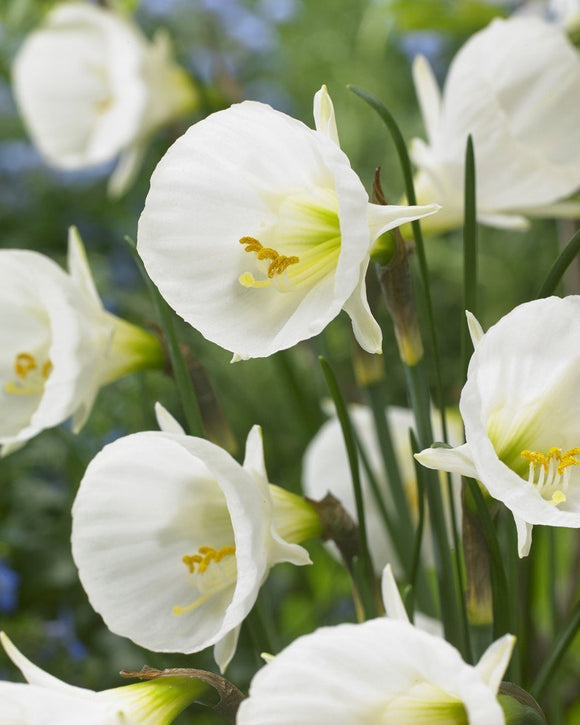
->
[465,310,484,349]
[478,212,530,231]
[415,442,478,479]
[67,227,102,311]
[313,85,339,146]
[342,271,382,354]
[381,564,409,622]
[108,141,147,199]
[154,402,186,435]
[367,202,440,241]
[476,634,516,693]
[242,425,268,482]
[0,632,95,698]
[213,625,242,674]
[515,517,534,558]
[412,55,442,145]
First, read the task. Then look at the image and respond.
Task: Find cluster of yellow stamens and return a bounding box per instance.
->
[239,236,299,279]
[520,447,580,506]
[173,545,237,617]
[5,352,53,395]
[182,545,236,574]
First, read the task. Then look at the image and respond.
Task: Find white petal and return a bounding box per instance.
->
[0,632,94,699]
[72,431,273,654]
[478,212,530,231]
[238,618,506,725]
[465,310,484,349]
[476,634,516,693]
[154,402,186,435]
[107,141,147,198]
[514,516,534,558]
[367,202,440,241]
[0,683,119,724]
[342,270,382,354]
[415,442,478,479]
[381,564,409,622]
[242,425,268,483]
[213,625,241,674]
[412,55,442,145]
[313,85,339,146]
[67,227,102,312]
[138,101,369,358]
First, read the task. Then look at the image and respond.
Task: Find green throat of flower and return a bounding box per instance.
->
[237,190,341,292]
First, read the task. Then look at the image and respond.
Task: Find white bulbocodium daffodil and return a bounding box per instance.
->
[302,404,462,574]
[137,85,439,360]
[237,564,515,724]
[0,227,163,455]
[12,2,197,196]
[71,405,321,672]
[410,16,580,234]
[416,297,580,557]
[0,632,206,724]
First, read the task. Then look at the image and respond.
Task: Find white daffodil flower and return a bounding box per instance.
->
[137,85,439,360]
[71,406,320,672]
[0,227,163,455]
[416,297,580,557]
[0,632,205,724]
[302,404,463,573]
[237,564,514,724]
[410,16,580,234]
[12,2,197,197]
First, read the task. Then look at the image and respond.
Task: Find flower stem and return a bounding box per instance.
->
[537,226,580,298]
[319,356,377,619]
[125,236,205,437]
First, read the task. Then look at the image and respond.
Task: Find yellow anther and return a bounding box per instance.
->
[15,353,37,379]
[239,236,299,279]
[181,545,236,575]
[42,360,53,380]
[522,447,580,475]
[5,352,53,396]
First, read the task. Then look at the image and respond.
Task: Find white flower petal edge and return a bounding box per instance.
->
[12,3,197,196]
[417,297,580,557]
[237,569,514,725]
[71,424,317,672]
[0,227,163,454]
[137,86,438,359]
[410,17,580,234]
[0,632,205,724]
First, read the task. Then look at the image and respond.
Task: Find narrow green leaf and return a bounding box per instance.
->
[125,236,205,438]
[318,356,377,618]
[462,134,478,380]
[532,599,580,700]
[536,227,580,298]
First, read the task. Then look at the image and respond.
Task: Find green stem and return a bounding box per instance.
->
[319,356,377,618]
[464,480,511,641]
[125,236,205,437]
[462,134,478,380]
[537,226,580,298]
[404,362,464,653]
[532,598,580,700]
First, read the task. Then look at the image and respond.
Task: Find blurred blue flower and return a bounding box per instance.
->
[0,560,20,615]
[43,608,88,662]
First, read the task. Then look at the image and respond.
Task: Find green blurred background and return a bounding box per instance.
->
[1,0,577,721]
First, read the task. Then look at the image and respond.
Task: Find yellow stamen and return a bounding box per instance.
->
[173,545,236,617]
[5,352,53,396]
[520,446,579,506]
[15,353,37,378]
[239,236,299,279]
